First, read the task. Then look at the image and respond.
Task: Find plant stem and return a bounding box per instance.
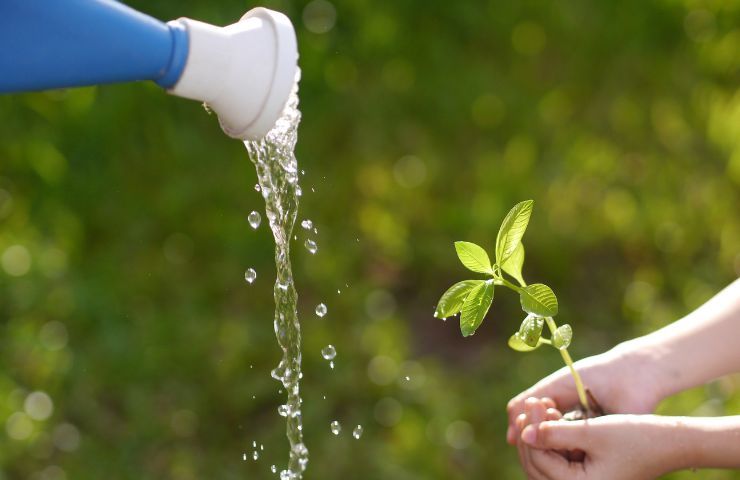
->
[497,277,590,411]
[498,278,522,292]
[544,316,589,411]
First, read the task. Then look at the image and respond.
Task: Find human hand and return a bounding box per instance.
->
[516,399,682,480]
[507,341,664,444]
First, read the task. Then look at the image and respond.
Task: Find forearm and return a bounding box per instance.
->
[626,279,740,400]
[666,416,740,471]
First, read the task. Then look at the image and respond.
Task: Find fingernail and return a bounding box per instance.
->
[521,425,537,446]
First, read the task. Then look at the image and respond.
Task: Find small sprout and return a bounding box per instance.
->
[434,200,591,412]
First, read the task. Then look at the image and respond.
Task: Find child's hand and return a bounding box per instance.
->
[507,342,663,444]
[516,399,680,480]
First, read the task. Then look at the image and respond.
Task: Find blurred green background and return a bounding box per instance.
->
[1,0,739,478]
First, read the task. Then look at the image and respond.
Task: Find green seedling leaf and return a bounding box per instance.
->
[454,241,493,275]
[508,334,544,352]
[495,200,534,265]
[519,283,559,317]
[517,314,544,347]
[435,280,484,319]
[552,324,572,350]
[501,242,526,286]
[460,281,495,336]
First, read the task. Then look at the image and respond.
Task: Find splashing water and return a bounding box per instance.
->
[244,268,257,284]
[304,239,318,254]
[330,420,341,435]
[248,211,262,229]
[315,303,327,317]
[244,77,308,478]
[321,344,336,360]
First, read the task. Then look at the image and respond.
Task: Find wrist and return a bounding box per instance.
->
[650,416,697,475]
[609,337,671,407]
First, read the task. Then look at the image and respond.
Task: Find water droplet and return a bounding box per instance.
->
[253,450,259,461]
[405,376,410,381]
[295,185,303,197]
[271,465,277,473]
[280,471,291,480]
[242,453,247,461]
[330,420,341,435]
[329,361,335,369]
[254,183,261,192]
[253,441,257,448]
[278,405,291,417]
[352,425,363,439]
[245,268,257,284]
[321,345,336,360]
[315,303,327,317]
[304,239,318,254]
[301,219,313,230]
[248,211,262,229]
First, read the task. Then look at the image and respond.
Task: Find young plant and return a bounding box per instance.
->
[434,200,595,414]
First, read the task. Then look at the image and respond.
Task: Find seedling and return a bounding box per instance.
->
[435,200,598,415]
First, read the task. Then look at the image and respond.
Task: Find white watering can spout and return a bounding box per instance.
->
[168,8,298,140]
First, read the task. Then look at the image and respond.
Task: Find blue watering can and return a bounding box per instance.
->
[0,0,298,140]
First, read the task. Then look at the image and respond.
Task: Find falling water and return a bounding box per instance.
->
[244,77,308,478]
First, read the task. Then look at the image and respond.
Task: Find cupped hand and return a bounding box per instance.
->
[517,405,681,480]
[507,342,663,444]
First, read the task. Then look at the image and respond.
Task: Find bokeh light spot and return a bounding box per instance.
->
[303,0,337,34]
[53,423,80,452]
[367,355,398,386]
[393,155,427,188]
[2,244,32,276]
[25,391,54,421]
[445,420,474,449]
[6,412,33,440]
[39,321,69,351]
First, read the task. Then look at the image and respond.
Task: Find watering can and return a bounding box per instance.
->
[0,0,298,140]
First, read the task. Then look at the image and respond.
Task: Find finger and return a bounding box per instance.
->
[525,397,548,426]
[514,399,541,446]
[542,397,556,410]
[507,368,581,443]
[519,432,548,480]
[516,413,528,432]
[522,419,590,450]
[530,449,584,480]
[515,414,536,479]
[546,407,563,421]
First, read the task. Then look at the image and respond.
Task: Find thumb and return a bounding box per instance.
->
[521,420,589,450]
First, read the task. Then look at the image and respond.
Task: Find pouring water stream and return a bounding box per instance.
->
[244,76,308,478]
